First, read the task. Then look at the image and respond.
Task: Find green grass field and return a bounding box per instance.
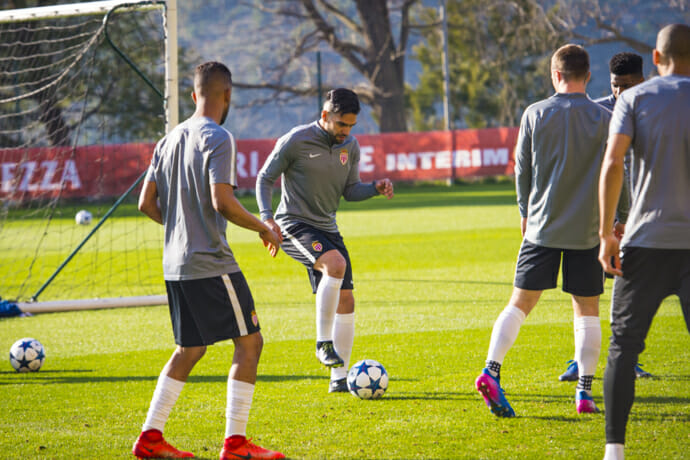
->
[1,183,688,459]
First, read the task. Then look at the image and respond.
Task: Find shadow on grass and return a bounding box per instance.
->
[384,391,477,401]
[0,372,335,385]
[384,279,513,287]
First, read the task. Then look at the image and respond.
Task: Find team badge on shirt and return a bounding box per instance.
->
[312,241,323,252]
[340,149,348,165]
[251,310,259,327]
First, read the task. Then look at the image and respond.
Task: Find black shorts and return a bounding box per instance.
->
[611,247,690,347]
[281,222,354,294]
[514,240,604,296]
[165,271,260,346]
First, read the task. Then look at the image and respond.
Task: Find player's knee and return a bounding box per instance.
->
[235,331,263,358]
[317,250,347,278]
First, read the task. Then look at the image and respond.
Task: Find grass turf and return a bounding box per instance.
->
[0,182,688,459]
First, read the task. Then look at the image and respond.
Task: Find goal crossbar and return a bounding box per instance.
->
[0,1,158,23]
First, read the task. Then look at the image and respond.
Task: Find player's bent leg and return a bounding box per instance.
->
[163,346,207,382]
[314,250,347,368]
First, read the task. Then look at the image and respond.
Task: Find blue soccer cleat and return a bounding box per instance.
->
[559,359,579,382]
[475,368,516,417]
[635,363,653,379]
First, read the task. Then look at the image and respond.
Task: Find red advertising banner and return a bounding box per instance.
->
[0,127,518,202]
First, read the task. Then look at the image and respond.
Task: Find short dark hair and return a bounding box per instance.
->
[551,44,589,81]
[609,52,643,76]
[194,61,232,95]
[323,88,360,115]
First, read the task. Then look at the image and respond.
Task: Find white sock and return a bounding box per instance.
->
[225,378,255,438]
[316,275,343,342]
[330,313,355,381]
[142,374,185,432]
[604,443,624,460]
[486,305,526,365]
[574,315,601,377]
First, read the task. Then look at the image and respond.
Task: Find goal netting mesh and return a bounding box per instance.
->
[0,2,169,306]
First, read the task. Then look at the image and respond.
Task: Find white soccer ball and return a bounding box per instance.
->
[9,338,45,373]
[75,209,92,225]
[347,359,388,399]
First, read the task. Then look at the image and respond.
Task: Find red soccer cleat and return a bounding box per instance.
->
[132,430,194,458]
[220,436,285,460]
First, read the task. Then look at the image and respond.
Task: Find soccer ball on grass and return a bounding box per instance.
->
[75,209,92,225]
[347,359,388,399]
[9,338,45,372]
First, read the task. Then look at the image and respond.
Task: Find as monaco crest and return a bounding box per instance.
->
[340,149,348,165]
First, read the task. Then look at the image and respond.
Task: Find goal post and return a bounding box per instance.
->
[0,0,179,312]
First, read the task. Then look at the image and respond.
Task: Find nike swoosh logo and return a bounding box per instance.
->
[309,153,321,158]
[225,452,252,460]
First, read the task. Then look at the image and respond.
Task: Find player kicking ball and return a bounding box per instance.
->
[475,44,611,417]
[256,88,394,393]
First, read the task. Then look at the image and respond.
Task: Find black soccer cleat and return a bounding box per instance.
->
[328,377,348,393]
[315,341,344,368]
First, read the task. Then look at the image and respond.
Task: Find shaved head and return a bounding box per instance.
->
[656,24,690,61]
[193,61,232,97]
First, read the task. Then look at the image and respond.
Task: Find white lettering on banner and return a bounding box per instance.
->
[385,148,509,171]
[236,151,260,178]
[61,160,81,189]
[0,159,82,193]
[360,146,374,172]
[18,161,38,191]
[40,161,60,190]
[482,148,509,166]
[1,163,16,192]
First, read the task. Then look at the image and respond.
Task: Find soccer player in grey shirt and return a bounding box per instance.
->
[559,52,652,382]
[256,88,394,393]
[135,62,285,460]
[475,44,611,417]
[599,24,690,460]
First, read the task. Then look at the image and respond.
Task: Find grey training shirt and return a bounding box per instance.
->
[515,92,611,249]
[256,120,378,233]
[610,75,690,249]
[594,94,630,224]
[145,116,240,280]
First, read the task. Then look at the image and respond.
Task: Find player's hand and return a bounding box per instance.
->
[599,233,622,277]
[613,221,625,240]
[520,217,527,237]
[375,179,394,199]
[260,219,283,258]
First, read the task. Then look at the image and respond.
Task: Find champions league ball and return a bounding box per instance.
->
[75,209,92,225]
[9,338,45,372]
[347,359,388,399]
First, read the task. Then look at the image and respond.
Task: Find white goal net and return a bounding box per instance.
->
[0,1,176,310]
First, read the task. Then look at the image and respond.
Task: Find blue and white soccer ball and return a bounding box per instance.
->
[347,359,388,399]
[9,338,45,373]
[75,209,92,225]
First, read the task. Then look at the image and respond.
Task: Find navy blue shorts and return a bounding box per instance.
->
[165,271,260,346]
[514,240,604,296]
[281,222,354,294]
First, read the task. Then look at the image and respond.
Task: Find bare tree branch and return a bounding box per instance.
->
[316,0,363,34]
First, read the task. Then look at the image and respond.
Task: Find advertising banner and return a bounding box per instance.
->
[0,127,518,202]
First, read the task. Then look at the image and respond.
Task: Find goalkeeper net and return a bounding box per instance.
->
[0,1,174,308]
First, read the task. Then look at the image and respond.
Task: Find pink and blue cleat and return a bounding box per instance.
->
[576,390,600,414]
[475,368,516,417]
